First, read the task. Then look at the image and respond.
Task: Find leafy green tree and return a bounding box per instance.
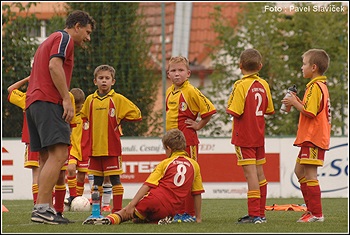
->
[2,2,41,137]
[66,2,161,136]
[2,2,162,137]
[206,2,348,137]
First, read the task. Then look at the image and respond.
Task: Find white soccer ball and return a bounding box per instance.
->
[70,196,91,212]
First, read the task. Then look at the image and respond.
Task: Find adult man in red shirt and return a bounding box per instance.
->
[26,10,95,225]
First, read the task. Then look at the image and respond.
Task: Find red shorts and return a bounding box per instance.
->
[24,144,40,168]
[296,146,325,166]
[68,155,89,173]
[88,156,123,176]
[135,191,174,222]
[235,146,266,166]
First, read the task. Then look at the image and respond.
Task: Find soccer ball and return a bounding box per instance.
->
[70,196,91,212]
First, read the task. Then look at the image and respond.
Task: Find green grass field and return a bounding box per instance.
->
[2,198,348,233]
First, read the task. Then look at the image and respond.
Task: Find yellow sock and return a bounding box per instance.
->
[107,213,121,224]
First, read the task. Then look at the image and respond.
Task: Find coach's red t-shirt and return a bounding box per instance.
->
[26,30,74,108]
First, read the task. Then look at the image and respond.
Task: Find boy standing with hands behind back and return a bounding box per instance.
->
[282,49,331,223]
[226,48,275,224]
[81,64,142,215]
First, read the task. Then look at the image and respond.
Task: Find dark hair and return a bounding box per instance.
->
[65,10,95,30]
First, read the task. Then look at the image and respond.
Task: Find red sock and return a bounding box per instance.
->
[259,180,267,217]
[247,190,260,217]
[112,184,124,213]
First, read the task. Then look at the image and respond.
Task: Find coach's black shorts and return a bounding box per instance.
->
[26,101,71,152]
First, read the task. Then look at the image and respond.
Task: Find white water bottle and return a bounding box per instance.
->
[280,84,297,113]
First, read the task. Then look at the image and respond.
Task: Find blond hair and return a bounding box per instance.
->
[167,56,190,71]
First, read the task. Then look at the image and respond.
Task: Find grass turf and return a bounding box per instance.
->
[1,198,348,233]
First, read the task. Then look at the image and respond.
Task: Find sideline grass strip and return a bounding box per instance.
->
[2,198,348,233]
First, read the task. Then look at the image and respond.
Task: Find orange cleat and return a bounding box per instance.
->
[101,205,111,212]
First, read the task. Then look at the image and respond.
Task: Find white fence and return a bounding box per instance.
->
[1,137,348,200]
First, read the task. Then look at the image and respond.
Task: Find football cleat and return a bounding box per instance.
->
[82,217,111,225]
[236,215,262,224]
[31,207,69,225]
[297,211,324,222]
[181,213,196,222]
[158,216,173,225]
[101,205,111,212]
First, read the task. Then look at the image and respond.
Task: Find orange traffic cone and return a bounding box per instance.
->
[2,204,9,212]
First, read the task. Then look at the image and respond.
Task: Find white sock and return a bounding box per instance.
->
[88,174,94,190]
[102,183,112,207]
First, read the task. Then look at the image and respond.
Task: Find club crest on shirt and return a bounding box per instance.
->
[179,102,187,111]
[83,120,89,130]
[109,108,116,117]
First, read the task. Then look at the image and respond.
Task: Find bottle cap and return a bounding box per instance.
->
[288,84,297,93]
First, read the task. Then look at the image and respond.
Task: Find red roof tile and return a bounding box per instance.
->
[140,2,241,69]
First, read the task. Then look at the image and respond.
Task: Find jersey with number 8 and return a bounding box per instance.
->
[143,150,204,211]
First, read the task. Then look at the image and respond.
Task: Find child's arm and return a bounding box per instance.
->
[7,76,30,93]
[123,184,150,219]
[193,194,202,223]
[185,114,213,131]
[283,93,314,118]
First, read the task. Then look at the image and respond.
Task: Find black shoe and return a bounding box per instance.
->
[31,207,69,225]
[236,215,262,224]
[64,196,76,207]
[57,212,74,223]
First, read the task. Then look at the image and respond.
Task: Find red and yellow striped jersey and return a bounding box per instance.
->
[80,89,142,157]
[8,89,28,143]
[165,80,216,146]
[69,112,84,161]
[144,150,205,211]
[226,73,274,147]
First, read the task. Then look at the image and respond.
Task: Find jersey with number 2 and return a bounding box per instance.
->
[226,74,274,147]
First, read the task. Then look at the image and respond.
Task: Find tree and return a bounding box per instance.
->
[2,2,162,137]
[205,2,348,137]
[2,2,41,137]
[66,2,161,137]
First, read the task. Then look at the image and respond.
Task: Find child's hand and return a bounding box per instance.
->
[282,92,299,107]
[185,119,199,130]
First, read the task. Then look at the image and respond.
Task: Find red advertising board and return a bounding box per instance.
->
[119,153,280,183]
